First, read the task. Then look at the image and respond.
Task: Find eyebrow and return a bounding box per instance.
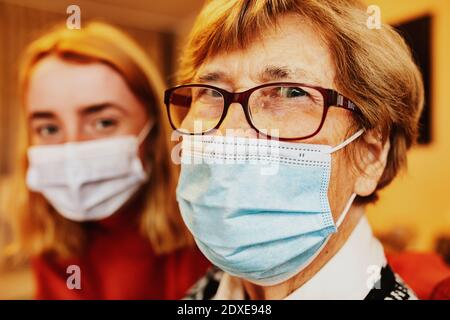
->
[259,65,322,84]
[29,103,127,120]
[29,111,56,120]
[79,102,127,116]
[195,65,322,86]
[195,71,230,83]
[259,65,291,81]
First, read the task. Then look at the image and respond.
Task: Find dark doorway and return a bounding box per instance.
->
[395,15,433,144]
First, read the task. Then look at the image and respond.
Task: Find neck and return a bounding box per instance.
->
[242,204,365,300]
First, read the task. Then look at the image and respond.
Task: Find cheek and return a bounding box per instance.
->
[327,150,357,219]
[138,142,152,172]
[311,109,355,146]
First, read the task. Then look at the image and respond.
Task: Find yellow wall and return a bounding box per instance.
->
[363,0,450,250]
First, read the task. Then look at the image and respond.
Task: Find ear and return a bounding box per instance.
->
[354,130,390,197]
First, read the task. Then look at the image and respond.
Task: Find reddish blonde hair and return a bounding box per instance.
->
[10,22,193,258]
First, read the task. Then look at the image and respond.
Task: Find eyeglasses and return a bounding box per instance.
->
[164,82,361,140]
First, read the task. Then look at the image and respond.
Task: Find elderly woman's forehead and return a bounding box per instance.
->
[195,15,335,88]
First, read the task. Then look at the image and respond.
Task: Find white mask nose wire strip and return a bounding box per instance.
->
[137,120,154,145]
[335,192,357,227]
[329,129,365,153]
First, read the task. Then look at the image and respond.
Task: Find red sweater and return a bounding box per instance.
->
[31,211,210,300]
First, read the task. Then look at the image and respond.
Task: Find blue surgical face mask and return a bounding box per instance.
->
[176,130,364,286]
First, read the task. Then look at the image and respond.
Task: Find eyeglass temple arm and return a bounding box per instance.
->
[328,90,361,114]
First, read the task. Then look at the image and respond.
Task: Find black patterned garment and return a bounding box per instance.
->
[365,265,417,300]
[184,265,417,300]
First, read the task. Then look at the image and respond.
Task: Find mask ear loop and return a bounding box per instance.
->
[329,129,364,227]
[329,129,365,154]
[137,120,155,145]
[335,192,357,227]
[136,120,155,179]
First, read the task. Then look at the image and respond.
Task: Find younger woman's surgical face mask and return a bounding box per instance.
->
[177,129,364,286]
[26,123,152,222]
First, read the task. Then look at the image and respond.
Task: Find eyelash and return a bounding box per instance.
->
[35,124,60,137]
[95,118,118,128]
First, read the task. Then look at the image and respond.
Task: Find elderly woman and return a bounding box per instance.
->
[165,0,424,300]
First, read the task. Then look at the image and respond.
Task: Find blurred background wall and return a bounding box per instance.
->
[362,0,450,253]
[0,0,449,298]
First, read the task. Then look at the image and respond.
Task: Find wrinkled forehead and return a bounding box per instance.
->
[193,14,335,89]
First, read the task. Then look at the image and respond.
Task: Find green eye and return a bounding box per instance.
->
[280,87,307,98]
[38,125,59,137]
[95,119,117,130]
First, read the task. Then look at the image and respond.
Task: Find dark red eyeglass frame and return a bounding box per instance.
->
[164,82,362,141]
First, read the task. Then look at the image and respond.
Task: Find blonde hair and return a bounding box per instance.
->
[178,0,424,203]
[10,21,193,258]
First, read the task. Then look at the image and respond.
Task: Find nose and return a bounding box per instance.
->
[217,103,258,138]
[62,122,83,143]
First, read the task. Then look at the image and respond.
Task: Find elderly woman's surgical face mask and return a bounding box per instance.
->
[25,56,151,221]
[169,15,371,285]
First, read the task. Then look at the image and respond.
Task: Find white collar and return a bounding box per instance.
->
[213,216,386,300]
